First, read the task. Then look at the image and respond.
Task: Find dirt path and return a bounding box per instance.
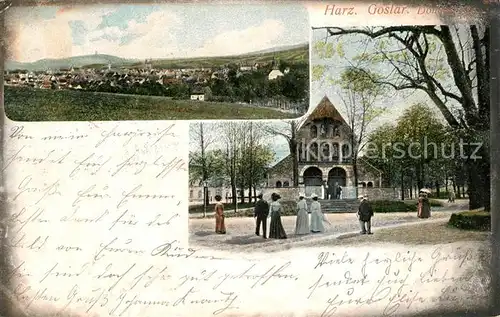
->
[189,205,466,252]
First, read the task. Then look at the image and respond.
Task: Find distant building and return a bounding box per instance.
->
[268,57,284,80]
[190,87,205,101]
[268,69,284,80]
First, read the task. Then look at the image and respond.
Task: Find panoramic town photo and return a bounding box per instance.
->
[188,25,490,253]
[4,4,309,121]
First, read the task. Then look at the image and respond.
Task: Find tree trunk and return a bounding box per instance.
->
[463,133,490,210]
[353,156,359,197]
[415,165,422,190]
[401,169,405,200]
[240,186,245,204]
[204,189,209,208]
[290,121,299,187]
[480,146,491,211]
[435,181,440,198]
[230,180,237,209]
[290,140,299,187]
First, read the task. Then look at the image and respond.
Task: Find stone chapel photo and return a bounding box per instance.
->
[266,96,384,201]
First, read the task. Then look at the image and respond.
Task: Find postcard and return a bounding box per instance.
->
[1,1,496,317]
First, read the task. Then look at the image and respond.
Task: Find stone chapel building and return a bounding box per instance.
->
[266,96,382,199]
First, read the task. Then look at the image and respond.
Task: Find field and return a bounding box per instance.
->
[4,86,300,121]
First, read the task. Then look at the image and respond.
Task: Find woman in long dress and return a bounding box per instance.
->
[417,193,424,217]
[310,194,328,233]
[294,193,309,235]
[417,192,431,218]
[421,193,431,218]
[269,193,287,239]
[214,195,226,234]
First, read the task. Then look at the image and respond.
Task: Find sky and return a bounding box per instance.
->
[5,3,310,62]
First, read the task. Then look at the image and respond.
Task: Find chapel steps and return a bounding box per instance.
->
[313,198,359,213]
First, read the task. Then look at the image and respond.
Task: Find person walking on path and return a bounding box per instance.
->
[214,195,226,234]
[294,193,309,235]
[268,193,287,239]
[254,193,269,238]
[357,195,373,234]
[310,194,329,233]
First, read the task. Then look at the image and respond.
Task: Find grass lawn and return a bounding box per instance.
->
[336,221,489,246]
[4,86,300,121]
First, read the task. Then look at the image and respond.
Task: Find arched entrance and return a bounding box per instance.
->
[303,167,323,197]
[328,167,347,199]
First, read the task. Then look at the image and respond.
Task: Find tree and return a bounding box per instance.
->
[263,119,302,187]
[313,25,490,210]
[221,122,242,210]
[364,124,398,187]
[394,103,447,189]
[365,103,454,199]
[335,67,387,193]
[189,122,217,214]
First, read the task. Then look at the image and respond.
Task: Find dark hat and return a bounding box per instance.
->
[271,192,281,200]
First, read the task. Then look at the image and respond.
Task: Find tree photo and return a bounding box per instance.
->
[312,25,490,211]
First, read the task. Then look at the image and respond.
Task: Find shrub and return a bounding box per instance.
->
[448,211,490,231]
[371,200,417,213]
[189,202,254,213]
[197,200,298,218]
[429,199,444,207]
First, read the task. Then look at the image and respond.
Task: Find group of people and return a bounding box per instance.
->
[212,189,431,238]
[253,192,376,238]
[254,192,331,239]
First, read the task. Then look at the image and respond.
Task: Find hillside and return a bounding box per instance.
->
[5,43,308,71]
[4,86,301,121]
[140,44,309,69]
[5,54,138,71]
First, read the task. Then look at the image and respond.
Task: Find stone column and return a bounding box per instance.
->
[339,143,343,164]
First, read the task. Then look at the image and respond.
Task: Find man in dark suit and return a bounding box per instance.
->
[254,193,269,238]
[357,195,373,234]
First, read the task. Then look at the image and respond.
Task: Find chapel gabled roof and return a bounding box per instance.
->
[267,155,292,174]
[298,95,350,130]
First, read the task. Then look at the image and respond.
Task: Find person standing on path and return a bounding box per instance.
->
[294,193,309,235]
[448,190,456,203]
[418,192,431,218]
[268,193,287,239]
[310,193,329,233]
[214,195,226,234]
[358,195,373,234]
[254,193,269,239]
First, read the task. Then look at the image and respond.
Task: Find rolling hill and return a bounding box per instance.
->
[5,43,308,71]
[5,54,139,71]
